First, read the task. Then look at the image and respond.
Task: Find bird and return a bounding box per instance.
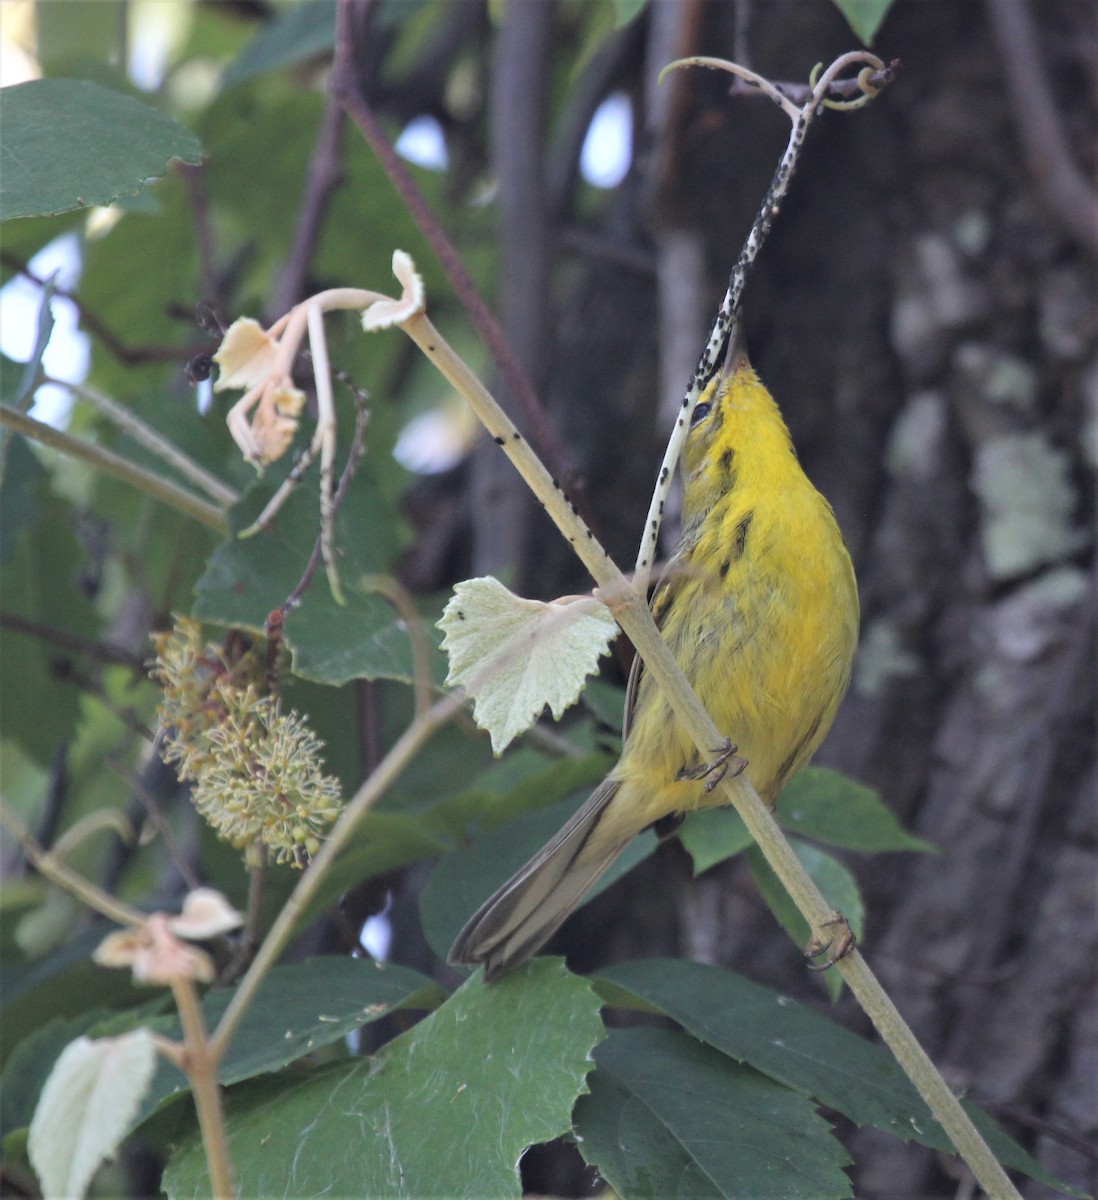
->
[449,316,859,980]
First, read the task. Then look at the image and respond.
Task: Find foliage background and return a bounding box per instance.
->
[1,0,1094,1197]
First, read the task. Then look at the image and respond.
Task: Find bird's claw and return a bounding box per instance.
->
[804,911,856,972]
[676,737,747,791]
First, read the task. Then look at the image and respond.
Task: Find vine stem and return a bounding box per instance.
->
[0,800,146,929]
[210,692,463,1058]
[398,309,1021,1200]
[0,404,229,534]
[171,978,235,1199]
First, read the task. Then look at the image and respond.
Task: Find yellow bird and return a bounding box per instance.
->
[449,319,859,979]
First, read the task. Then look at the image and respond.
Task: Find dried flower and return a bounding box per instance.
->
[94,891,242,986]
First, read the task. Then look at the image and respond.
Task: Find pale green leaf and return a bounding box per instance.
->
[0,79,203,220]
[163,961,604,1199]
[438,577,618,754]
[29,1029,156,1200]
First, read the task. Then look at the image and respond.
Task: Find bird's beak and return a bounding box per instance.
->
[721,311,751,380]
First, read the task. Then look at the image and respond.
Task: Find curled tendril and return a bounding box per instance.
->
[809,53,887,111]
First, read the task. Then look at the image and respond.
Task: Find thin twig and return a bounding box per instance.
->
[0,800,145,929]
[634,51,891,592]
[0,611,146,670]
[359,575,434,719]
[181,164,224,318]
[51,377,239,507]
[270,94,347,318]
[280,380,370,612]
[0,405,230,534]
[170,976,235,1198]
[984,0,1098,256]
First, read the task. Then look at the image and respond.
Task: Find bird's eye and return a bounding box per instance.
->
[690,401,712,428]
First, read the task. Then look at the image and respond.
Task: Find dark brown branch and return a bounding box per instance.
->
[269,94,347,318]
[984,0,1098,256]
[329,0,583,501]
[0,610,147,671]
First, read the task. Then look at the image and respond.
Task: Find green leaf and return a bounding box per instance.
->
[829,0,895,45]
[0,79,203,221]
[420,793,657,963]
[163,960,604,1199]
[613,0,649,26]
[438,577,618,755]
[574,1027,852,1199]
[595,959,1074,1191]
[747,838,864,999]
[193,468,431,687]
[222,0,337,87]
[0,1012,114,1140]
[679,805,753,874]
[778,767,936,854]
[132,957,445,1129]
[289,812,452,933]
[0,474,101,765]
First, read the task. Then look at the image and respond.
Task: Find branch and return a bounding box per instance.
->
[984,0,1098,257]
[0,405,230,534]
[0,800,145,929]
[269,93,347,318]
[50,377,239,507]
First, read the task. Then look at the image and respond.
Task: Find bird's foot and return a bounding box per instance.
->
[676,737,747,792]
[804,911,857,972]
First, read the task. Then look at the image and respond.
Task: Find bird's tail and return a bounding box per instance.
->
[448,778,629,980]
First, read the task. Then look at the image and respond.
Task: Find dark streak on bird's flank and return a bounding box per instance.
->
[733,511,754,558]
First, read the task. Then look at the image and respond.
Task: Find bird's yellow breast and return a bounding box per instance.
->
[609,361,858,837]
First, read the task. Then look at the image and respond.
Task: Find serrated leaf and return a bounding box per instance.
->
[28,1029,156,1200]
[829,0,895,45]
[163,960,604,1199]
[595,958,1078,1193]
[574,1027,852,1199]
[778,767,935,853]
[0,79,203,220]
[438,577,618,754]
